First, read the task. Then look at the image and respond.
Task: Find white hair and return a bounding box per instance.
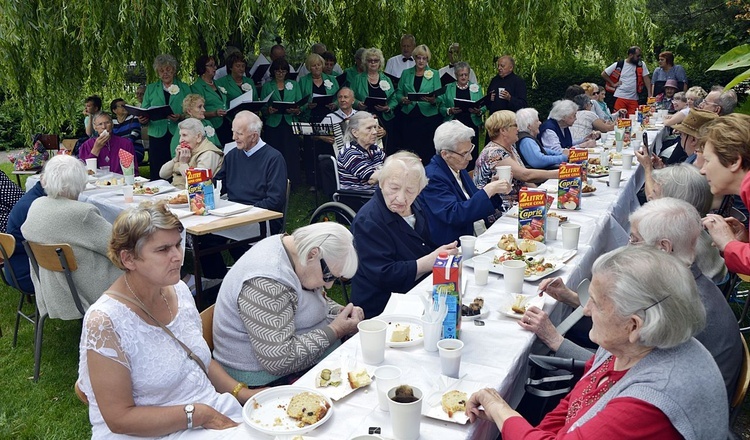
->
[433,120,474,153]
[42,155,88,199]
[630,197,701,265]
[379,150,429,192]
[344,111,375,144]
[234,110,263,134]
[178,118,207,141]
[548,100,578,121]
[651,164,712,216]
[516,108,539,133]
[292,222,358,278]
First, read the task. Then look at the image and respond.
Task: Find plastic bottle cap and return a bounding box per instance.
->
[438,252,448,258]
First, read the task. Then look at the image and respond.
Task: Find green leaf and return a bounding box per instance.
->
[708,44,750,71]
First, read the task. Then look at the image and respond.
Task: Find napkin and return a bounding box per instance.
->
[118,149,134,168]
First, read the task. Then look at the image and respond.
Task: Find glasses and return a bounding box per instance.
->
[702,100,720,109]
[319,258,337,283]
[447,144,475,159]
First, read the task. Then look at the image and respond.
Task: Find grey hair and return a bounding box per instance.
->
[41,155,87,200]
[651,164,712,216]
[234,110,263,134]
[591,245,706,349]
[344,111,375,144]
[292,222,358,278]
[516,108,539,133]
[630,197,701,265]
[673,91,687,103]
[379,150,429,192]
[434,120,475,153]
[572,94,591,111]
[716,89,738,115]
[178,118,207,142]
[354,47,366,63]
[548,100,578,121]
[453,61,470,76]
[153,54,178,72]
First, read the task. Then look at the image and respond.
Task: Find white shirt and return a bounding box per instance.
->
[438,65,478,84]
[213,65,228,80]
[385,55,415,78]
[324,108,358,124]
[604,61,650,100]
[297,63,344,78]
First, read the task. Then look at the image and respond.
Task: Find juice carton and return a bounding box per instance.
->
[518,187,547,243]
[558,163,582,210]
[433,253,462,339]
[617,118,633,144]
[185,168,216,216]
[567,148,589,183]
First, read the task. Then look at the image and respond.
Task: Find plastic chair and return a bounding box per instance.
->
[23,241,85,382]
[0,233,37,346]
[200,304,215,352]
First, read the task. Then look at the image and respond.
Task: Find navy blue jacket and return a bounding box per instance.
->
[538,118,573,149]
[4,181,46,292]
[419,154,499,246]
[351,188,436,318]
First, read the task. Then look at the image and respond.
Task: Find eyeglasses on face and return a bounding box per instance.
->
[320,258,337,283]
[447,144,475,159]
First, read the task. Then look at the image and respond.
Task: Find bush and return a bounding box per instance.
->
[0,98,25,151]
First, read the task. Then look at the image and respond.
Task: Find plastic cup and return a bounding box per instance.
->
[420,317,442,352]
[460,235,476,259]
[387,385,423,440]
[622,153,634,170]
[495,165,512,183]
[123,185,134,203]
[615,139,623,152]
[502,260,525,294]
[374,365,401,411]
[561,223,581,250]
[546,216,560,241]
[437,339,464,378]
[472,256,491,286]
[357,319,387,365]
[609,168,622,189]
[85,158,97,172]
[600,149,610,167]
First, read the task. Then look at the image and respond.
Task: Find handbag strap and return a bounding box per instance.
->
[105,290,209,376]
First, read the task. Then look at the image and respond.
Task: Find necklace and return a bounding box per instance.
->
[124,273,173,322]
[203,76,215,86]
[456,83,469,90]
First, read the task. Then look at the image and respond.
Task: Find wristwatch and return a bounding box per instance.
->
[184,404,195,429]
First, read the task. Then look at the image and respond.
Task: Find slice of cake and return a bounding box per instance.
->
[441,390,468,417]
[347,368,373,389]
[286,392,330,426]
[390,324,411,342]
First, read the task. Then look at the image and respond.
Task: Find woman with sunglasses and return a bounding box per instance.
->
[212,222,363,387]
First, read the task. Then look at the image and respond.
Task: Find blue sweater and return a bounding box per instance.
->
[516,133,565,169]
[215,144,287,234]
[4,181,45,292]
[351,188,436,318]
[419,154,500,246]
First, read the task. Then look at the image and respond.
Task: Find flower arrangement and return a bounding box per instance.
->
[9,139,49,171]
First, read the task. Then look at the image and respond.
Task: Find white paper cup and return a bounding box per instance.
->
[85,158,97,172]
[460,235,476,259]
[561,223,581,250]
[600,149,610,167]
[123,185,134,203]
[615,139,623,152]
[374,365,402,411]
[622,153,634,170]
[437,339,464,378]
[472,256,491,286]
[387,385,423,440]
[609,168,622,189]
[502,260,525,294]
[495,165,512,183]
[358,319,387,365]
[546,216,560,241]
[420,316,442,352]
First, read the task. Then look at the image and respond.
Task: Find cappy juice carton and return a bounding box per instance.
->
[558,163,583,210]
[518,187,547,243]
[185,168,216,216]
[433,253,462,339]
[567,148,589,183]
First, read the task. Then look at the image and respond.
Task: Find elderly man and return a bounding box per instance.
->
[419,120,511,245]
[700,85,738,116]
[602,46,652,115]
[215,110,287,234]
[384,34,416,82]
[438,43,478,85]
[524,197,742,402]
[78,113,139,175]
[486,55,527,115]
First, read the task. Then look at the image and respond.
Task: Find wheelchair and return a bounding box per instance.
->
[309,154,374,227]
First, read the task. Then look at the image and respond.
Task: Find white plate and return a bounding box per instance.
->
[296,360,375,401]
[464,250,567,281]
[133,185,176,197]
[495,237,546,256]
[379,315,424,347]
[156,192,189,208]
[133,176,149,184]
[209,202,253,217]
[168,208,194,219]
[587,172,609,178]
[501,295,545,319]
[597,177,625,183]
[422,378,490,424]
[504,205,519,218]
[461,306,488,321]
[242,386,332,436]
[95,178,125,188]
[581,191,595,197]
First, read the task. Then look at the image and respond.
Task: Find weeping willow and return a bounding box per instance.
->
[0,0,651,135]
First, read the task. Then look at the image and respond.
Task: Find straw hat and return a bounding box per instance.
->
[672,108,719,138]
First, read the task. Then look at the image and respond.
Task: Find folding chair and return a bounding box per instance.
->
[0,233,36,347]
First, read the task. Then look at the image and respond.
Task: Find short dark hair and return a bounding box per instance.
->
[322,51,337,63]
[269,57,291,78]
[225,52,246,71]
[564,85,585,101]
[110,98,126,112]
[194,55,215,76]
[628,46,641,55]
[86,95,102,110]
[659,51,674,65]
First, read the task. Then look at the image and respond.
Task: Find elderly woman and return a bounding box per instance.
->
[212,222,363,386]
[664,86,705,127]
[701,114,750,275]
[110,98,144,164]
[260,57,303,186]
[21,155,121,320]
[352,151,458,318]
[419,120,511,246]
[439,61,484,168]
[215,52,257,103]
[539,99,597,154]
[78,202,255,438]
[299,53,339,123]
[352,48,397,149]
[191,55,230,145]
[337,112,385,193]
[169,94,221,157]
[570,94,615,141]
[468,245,727,439]
[655,79,680,113]
[515,108,568,169]
[395,44,443,164]
[651,50,688,96]
[474,111,558,199]
[159,118,224,188]
[139,54,191,175]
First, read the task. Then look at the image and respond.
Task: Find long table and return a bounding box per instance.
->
[277,155,646,439]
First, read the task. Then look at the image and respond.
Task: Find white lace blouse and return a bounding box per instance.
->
[77,282,243,439]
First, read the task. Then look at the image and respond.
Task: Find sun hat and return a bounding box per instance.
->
[672,108,719,138]
[664,79,679,90]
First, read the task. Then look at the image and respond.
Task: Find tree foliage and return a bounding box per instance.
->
[0,0,650,136]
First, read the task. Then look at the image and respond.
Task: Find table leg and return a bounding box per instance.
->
[190,233,205,310]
